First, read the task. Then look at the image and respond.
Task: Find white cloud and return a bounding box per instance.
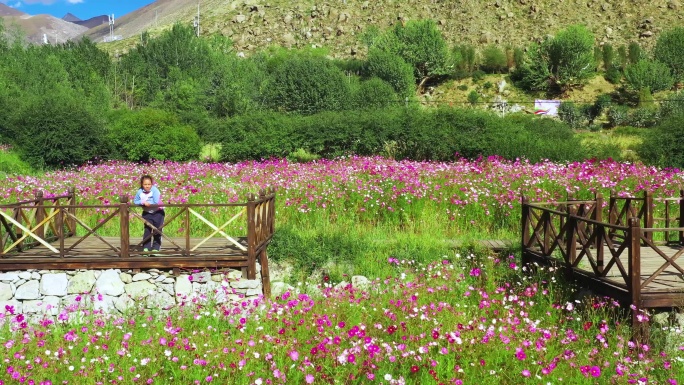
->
[66,0,83,3]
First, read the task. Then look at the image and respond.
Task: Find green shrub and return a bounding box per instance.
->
[626,107,659,128]
[471,70,486,82]
[558,102,586,129]
[638,113,684,167]
[0,147,33,175]
[602,44,615,72]
[457,84,468,91]
[266,55,353,114]
[108,108,201,162]
[515,25,595,93]
[366,48,415,98]
[660,92,684,119]
[354,77,399,109]
[467,90,480,106]
[451,44,477,76]
[199,143,222,162]
[607,105,630,127]
[628,42,644,64]
[480,45,508,73]
[654,27,684,82]
[288,148,320,163]
[624,60,674,92]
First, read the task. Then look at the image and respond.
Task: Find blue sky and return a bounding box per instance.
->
[1,0,156,20]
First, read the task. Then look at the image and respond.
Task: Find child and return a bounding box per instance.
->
[133,174,164,254]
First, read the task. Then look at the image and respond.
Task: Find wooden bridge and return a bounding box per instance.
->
[0,188,276,297]
[522,190,684,340]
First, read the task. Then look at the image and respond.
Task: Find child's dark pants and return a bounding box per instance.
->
[142,210,165,251]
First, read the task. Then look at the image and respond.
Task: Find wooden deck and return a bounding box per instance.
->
[0,236,254,271]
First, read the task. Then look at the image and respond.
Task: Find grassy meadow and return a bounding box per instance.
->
[0,155,684,384]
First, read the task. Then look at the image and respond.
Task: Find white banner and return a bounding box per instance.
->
[534,100,561,117]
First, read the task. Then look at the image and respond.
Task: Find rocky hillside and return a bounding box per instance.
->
[91,0,683,57]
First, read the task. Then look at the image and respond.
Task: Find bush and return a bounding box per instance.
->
[266,55,353,114]
[354,77,400,109]
[8,91,107,168]
[366,48,415,98]
[515,25,595,93]
[624,60,674,92]
[480,45,508,73]
[0,148,33,175]
[628,42,644,64]
[108,108,201,162]
[467,90,480,106]
[654,27,684,82]
[626,107,659,128]
[660,92,684,119]
[558,102,586,129]
[638,113,684,168]
[607,105,630,127]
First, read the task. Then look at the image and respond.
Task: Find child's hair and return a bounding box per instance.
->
[140,174,154,188]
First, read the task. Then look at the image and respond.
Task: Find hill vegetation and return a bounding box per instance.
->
[2,15,684,173]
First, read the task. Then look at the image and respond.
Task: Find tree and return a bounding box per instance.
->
[654,27,684,82]
[624,60,673,93]
[265,55,352,114]
[515,25,595,93]
[366,48,415,98]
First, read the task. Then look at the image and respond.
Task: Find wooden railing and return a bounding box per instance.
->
[522,191,684,340]
[0,187,276,281]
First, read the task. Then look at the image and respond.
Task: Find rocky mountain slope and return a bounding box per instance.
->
[90,0,684,57]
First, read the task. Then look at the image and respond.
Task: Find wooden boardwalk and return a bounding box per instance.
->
[0,236,252,271]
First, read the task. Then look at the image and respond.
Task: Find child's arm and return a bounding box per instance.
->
[133,189,143,205]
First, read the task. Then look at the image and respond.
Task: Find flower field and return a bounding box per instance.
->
[1,156,684,384]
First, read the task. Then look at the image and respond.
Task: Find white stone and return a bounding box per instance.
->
[154,275,166,283]
[158,283,174,297]
[226,269,243,280]
[23,296,60,315]
[162,278,174,284]
[18,272,31,280]
[245,288,262,297]
[132,273,152,282]
[0,282,12,301]
[174,275,193,300]
[190,272,211,283]
[211,274,223,282]
[114,295,134,313]
[125,281,156,299]
[0,300,22,314]
[147,291,175,309]
[271,282,295,298]
[40,273,68,296]
[62,294,91,309]
[67,271,97,294]
[95,270,125,296]
[31,272,41,280]
[15,280,40,300]
[334,281,350,291]
[119,273,132,284]
[0,273,19,282]
[92,294,117,313]
[232,279,260,290]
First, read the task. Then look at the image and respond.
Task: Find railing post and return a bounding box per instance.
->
[679,190,684,245]
[644,191,653,243]
[57,206,64,258]
[566,203,577,267]
[628,217,647,344]
[67,187,76,236]
[34,190,45,241]
[185,207,191,257]
[595,193,604,273]
[246,193,257,279]
[521,195,530,259]
[119,195,129,258]
[608,190,617,242]
[269,186,276,235]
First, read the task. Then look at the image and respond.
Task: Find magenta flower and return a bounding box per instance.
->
[288,350,299,361]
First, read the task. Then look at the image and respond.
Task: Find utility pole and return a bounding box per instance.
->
[193,1,200,37]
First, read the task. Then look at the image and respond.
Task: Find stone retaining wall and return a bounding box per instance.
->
[0,265,263,316]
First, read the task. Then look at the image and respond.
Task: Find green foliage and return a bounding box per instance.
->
[515,25,596,93]
[467,90,480,106]
[602,44,615,71]
[654,27,684,82]
[471,70,486,83]
[480,45,508,73]
[558,102,586,129]
[366,48,415,98]
[628,42,644,64]
[265,54,352,114]
[512,47,524,69]
[354,77,400,109]
[457,84,468,91]
[392,19,450,83]
[451,44,477,78]
[199,143,222,162]
[107,108,201,162]
[660,92,684,119]
[638,113,684,168]
[624,60,674,92]
[607,105,630,127]
[287,148,321,163]
[617,45,628,70]
[7,90,107,168]
[0,148,33,176]
[218,110,300,161]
